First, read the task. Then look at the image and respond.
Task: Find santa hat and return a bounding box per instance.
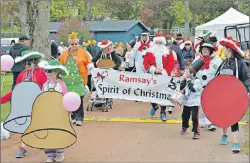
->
[184,38,192,45]
[141,31,150,35]
[97,40,112,49]
[153,34,166,45]
[219,36,244,57]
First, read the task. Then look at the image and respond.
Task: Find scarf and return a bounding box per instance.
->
[200,55,214,70]
[138,40,151,52]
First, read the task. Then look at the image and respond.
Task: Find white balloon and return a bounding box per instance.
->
[1,122,10,140]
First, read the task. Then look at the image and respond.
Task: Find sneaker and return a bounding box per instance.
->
[150,108,157,116]
[46,158,54,162]
[180,128,187,135]
[208,124,216,131]
[16,147,27,158]
[193,133,200,139]
[76,121,83,126]
[200,125,207,128]
[167,107,172,114]
[54,154,65,162]
[220,135,228,145]
[232,143,240,153]
[71,119,76,124]
[160,113,167,121]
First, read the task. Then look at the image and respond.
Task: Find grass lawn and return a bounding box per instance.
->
[1,73,12,122]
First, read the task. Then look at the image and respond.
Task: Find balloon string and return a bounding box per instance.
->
[1,72,6,91]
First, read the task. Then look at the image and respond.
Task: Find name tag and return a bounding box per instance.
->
[220,69,234,75]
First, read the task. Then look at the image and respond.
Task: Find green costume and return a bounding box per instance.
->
[61,55,87,96]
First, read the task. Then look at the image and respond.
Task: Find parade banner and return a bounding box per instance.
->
[91,68,181,106]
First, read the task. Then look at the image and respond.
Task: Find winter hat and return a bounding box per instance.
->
[176,33,183,40]
[97,40,112,49]
[43,60,69,76]
[92,40,97,45]
[15,50,44,63]
[220,36,244,57]
[82,42,88,47]
[201,43,215,51]
[209,36,218,43]
[184,38,192,46]
[119,42,124,48]
[199,30,212,37]
[153,34,167,45]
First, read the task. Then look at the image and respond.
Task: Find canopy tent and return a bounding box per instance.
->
[195,8,249,45]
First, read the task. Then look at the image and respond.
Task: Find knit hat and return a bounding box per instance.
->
[184,38,192,46]
[15,50,44,63]
[97,40,112,49]
[43,60,68,76]
[219,36,244,57]
[92,40,97,45]
[176,33,183,40]
[209,36,218,43]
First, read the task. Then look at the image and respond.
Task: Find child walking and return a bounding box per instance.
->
[42,60,68,162]
[216,36,250,153]
[180,68,202,139]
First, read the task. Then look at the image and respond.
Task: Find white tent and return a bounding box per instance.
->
[195,8,249,44]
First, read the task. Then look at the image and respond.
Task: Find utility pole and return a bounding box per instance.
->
[85,0,91,21]
[184,0,190,35]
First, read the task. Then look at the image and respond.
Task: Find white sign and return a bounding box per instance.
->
[91,68,181,106]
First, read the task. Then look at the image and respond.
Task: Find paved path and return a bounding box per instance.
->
[1,99,248,162]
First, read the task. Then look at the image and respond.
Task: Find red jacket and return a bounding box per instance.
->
[143,50,175,76]
[1,67,47,104]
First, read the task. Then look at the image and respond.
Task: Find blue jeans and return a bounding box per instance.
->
[151,103,166,114]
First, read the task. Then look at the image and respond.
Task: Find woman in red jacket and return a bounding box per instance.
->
[1,50,47,158]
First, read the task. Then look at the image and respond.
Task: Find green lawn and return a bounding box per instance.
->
[1,73,12,122]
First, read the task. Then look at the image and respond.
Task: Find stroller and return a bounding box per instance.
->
[86,59,115,112]
[86,77,113,112]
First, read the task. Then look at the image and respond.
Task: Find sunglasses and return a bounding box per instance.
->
[71,43,78,46]
[155,42,163,44]
[23,60,34,66]
[185,44,191,46]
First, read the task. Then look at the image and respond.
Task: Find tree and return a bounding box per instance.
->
[104,0,145,20]
[19,0,51,59]
[50,0,78,22]
[57,18,92,46]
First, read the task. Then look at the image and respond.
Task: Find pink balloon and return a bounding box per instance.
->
[62,92,81,111]
[1,55,14,71]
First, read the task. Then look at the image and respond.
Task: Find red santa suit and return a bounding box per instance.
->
[143,36,175,76]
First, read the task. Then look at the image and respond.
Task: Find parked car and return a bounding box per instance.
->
[1,38,19,46]
[0,45,11,55]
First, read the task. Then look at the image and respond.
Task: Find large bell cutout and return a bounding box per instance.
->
[21,89,77,149]
[3,81,42,134]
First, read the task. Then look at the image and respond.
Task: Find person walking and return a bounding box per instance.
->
[9,35,30,90]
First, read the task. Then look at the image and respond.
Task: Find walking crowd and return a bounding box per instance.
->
[1,29,249,162]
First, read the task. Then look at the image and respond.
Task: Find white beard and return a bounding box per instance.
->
[152,45,169,56]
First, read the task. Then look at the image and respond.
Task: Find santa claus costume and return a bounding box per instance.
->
[132,32,153,73]
[143,35,175,121]
[192,43,222,131]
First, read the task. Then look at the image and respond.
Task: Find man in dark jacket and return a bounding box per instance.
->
[171,42,185,71]
[9,35,30,89]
